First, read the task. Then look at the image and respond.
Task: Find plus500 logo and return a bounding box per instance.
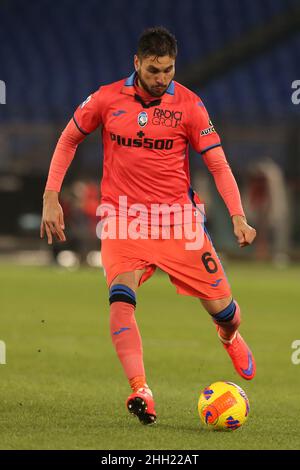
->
[110,133,174,150]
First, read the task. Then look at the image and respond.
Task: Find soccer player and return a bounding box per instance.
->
[41,27,257,425]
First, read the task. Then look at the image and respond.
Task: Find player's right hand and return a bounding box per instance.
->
[40,190,66,245]
[232,215,256,248]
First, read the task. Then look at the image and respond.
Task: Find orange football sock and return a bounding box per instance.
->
[129,375,147,392]
[110,301,145,382]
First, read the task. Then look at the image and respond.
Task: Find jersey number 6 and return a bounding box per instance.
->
[201,252,218,274]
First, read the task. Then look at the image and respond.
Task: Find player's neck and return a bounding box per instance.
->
[135,77,159,101]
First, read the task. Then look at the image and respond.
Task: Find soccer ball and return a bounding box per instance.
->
[198,381,250,431]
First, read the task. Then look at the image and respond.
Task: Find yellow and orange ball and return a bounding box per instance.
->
[198,381,250,431]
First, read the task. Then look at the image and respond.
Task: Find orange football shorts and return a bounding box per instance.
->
[100,214,231,300]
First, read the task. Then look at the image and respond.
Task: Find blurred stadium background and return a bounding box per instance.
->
[1,0,300,266]
[1,0,300,451]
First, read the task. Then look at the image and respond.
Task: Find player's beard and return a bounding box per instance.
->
[136,71,168,97]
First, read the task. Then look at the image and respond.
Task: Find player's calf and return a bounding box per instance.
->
[211,299,241,341]
[109,284,146,380]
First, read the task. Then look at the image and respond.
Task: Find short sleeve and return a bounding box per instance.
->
[186,96,221,154]
[73,87,104,135]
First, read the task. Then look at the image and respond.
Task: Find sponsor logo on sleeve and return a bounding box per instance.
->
[200,119,216,136]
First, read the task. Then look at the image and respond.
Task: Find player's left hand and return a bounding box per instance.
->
[232,215,256,248]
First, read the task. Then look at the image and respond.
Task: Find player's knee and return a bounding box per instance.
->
[109,284,136,308]
[212,299,241,327]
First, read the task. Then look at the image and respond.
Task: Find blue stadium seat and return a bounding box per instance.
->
[0,0,299,122]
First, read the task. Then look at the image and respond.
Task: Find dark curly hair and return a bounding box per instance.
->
[137,26,177,60]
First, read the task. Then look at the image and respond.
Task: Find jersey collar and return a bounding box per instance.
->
[121,72,175,103]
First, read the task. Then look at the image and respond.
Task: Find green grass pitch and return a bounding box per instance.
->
[0,262,300,450]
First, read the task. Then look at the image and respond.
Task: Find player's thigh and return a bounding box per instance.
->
[110,269,147,292]
[101,233,150,290]
[156,223,232,300]
[200,296,232,315]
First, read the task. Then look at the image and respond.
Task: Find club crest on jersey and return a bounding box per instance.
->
[137,111,148,127]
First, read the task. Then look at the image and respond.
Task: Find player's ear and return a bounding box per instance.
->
[134,54,140,71]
